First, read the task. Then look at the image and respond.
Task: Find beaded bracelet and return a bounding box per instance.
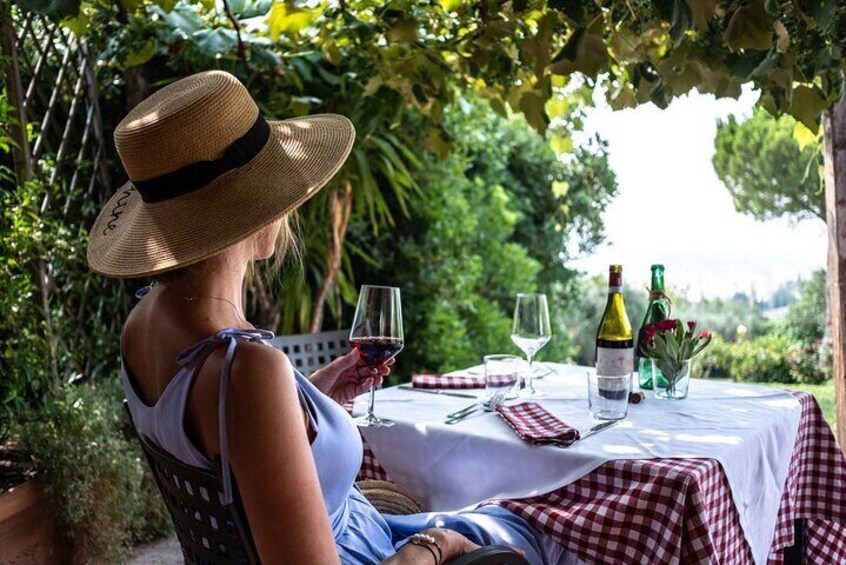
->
[409,533,442,565]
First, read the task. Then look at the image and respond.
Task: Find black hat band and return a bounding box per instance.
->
[132,115,271,204]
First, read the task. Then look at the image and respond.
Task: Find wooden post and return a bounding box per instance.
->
[824,99,846,448]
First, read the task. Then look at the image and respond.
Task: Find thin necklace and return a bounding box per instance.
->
[159,283,246,323]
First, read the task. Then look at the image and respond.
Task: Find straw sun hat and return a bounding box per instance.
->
[87,70,355,278]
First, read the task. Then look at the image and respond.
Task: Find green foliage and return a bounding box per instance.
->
[449,98,617,290]
[671,293,773,342]
[442,99,617,364]
[0,159,130,436]
[0,172,172,558]
[35,0,840,335]
[0,80,170,557]
[1,80,130,430]
[698,333,828,385]
[43,0,846,130]
[362,153,542,375]
[783,269,826,344]
[15,382,171,562]
[0,177,59,434]
[349,100,617,376]
[713,108,824,223]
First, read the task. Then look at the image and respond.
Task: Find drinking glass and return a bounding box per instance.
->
[483,354,523,400]
[587,369,630,420]
[350,285,404,428]
[511,293,551,397]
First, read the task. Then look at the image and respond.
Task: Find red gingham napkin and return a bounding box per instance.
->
[412,374,495,389]
[412,373,520,389]
[495,402,580,447]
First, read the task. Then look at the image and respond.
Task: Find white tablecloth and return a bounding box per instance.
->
[354,364,802,564]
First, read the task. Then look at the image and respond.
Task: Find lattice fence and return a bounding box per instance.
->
[2,5,128,381]
[4,8,110,206]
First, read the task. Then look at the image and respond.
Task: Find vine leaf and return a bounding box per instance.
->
[792,122,819,151]
[266,2,318,41]
[519,91,550,134]
[724,1,773,51]
[60,11,90,36]
[424,127,452,159]
[193,28,239,57]
[439,0,464,12]
[549,28,608,78]
[685,0,716,31]
[121,40,157,69]
[790,85,827,134]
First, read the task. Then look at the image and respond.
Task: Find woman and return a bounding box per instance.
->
[88,71,570,565]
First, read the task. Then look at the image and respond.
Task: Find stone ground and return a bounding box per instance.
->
[128,536,182,564]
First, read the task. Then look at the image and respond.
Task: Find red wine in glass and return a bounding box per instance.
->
[350,337,404,368]
[350,285,403,428]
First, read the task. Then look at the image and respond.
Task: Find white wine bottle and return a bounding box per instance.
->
[595,265,633,379]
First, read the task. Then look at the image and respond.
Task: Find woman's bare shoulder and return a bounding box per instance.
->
[227,340,296,389]
[187,338,303,459]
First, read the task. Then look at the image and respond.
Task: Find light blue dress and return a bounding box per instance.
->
[122,327,566,565]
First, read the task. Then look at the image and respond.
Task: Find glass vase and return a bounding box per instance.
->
[652,359,691,400]
[637,357,661,389]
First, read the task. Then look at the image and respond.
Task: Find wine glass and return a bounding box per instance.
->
[350,285,404,428]
[511,293,551,397]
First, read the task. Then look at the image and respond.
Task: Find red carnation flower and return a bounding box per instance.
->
[656,319,678,333]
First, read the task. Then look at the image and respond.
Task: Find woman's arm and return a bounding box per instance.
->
[225,344,341,564]
[192,344,474,564]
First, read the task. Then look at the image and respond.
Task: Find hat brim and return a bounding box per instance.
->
[87,114,354,279]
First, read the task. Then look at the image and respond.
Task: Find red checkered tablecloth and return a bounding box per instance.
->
[358,392,845,564]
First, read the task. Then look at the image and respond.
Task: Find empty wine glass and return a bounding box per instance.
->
[511,293,551,397]
[350,285,404,428]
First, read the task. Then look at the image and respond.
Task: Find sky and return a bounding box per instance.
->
[571,88,827,300]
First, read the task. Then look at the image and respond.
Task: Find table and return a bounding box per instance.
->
[355,368,846,564]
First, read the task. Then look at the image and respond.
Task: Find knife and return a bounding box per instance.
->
[578,420,619,441]
[397,385,479,399]
[553,420,619,449]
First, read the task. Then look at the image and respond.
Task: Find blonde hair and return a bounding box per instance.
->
[156,212,301,286]
[258,212,302,281]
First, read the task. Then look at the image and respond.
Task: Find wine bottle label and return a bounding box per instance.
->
[596,347,633,376]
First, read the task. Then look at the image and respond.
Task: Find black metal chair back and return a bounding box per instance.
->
[127,403,259,564]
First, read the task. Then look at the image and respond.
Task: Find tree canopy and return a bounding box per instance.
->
[12,0,846,332]
[713,107,824,223]
[27,0,846,133]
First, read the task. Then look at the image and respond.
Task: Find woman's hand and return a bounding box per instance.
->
[425,528,481,562]
[382,528,481,564]
[309,349,394,406]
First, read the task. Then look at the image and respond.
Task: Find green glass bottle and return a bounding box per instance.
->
[637,264,671,389]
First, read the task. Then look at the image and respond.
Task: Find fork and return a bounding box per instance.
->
[445,390,504,420]
[446,391,506,424]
